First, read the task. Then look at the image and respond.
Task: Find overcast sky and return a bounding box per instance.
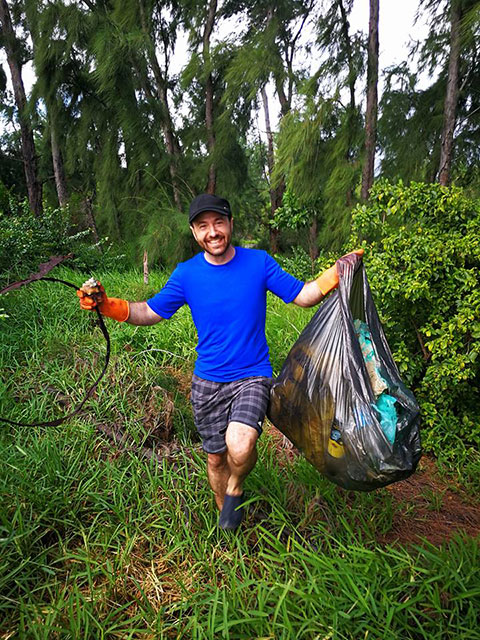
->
[255,0,432,132]
[351,0,428,70]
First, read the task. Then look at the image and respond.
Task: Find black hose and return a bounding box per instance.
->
[0,276,110,427]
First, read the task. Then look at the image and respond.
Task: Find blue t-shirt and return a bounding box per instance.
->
[147,247,304,382]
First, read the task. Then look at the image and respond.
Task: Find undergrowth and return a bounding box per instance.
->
[0,267,479,639]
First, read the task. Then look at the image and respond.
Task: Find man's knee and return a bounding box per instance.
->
[226,421,258,463]
[207,451,228,470]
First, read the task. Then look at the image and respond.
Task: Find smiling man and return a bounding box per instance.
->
[78,193,363,530]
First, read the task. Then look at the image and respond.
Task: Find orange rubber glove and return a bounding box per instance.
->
[77,280,130,322]
[315,249,364,296]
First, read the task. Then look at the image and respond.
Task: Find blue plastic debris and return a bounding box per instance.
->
[354,319,397,444]
[375,393,397,444]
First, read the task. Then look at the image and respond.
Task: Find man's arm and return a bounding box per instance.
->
[126,301,163,325]
[292,249,364,308]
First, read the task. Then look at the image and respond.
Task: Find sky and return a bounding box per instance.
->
[351,0,428,70]
[255,0,432,133]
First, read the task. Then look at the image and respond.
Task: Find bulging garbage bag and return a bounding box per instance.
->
[268,254,422,491]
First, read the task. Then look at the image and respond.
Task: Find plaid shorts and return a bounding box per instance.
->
[190,374,273,454]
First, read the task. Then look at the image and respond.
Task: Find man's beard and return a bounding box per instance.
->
[202,235,231,256]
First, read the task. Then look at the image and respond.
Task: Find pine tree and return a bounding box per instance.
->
[135,0,183,208]
[360,0,379,200]
[223,0,316,252]
[25,0,70,207]
[437,0,475,185]
[0,0,42,215]
[378,0,480,188]
[272,0,365,251]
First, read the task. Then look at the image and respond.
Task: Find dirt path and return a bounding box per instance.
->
[379,456,480,545]
[266,422,480,546]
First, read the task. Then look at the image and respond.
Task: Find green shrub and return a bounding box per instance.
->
[274,246,320,281]
[351,180,480,461]
[0,198,83,274]
[0,198,126,280]
[274,245,339,282]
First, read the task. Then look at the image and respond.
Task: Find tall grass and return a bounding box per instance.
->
[1,268,479,639]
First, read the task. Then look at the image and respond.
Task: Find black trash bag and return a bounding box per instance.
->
[268,254,422,491]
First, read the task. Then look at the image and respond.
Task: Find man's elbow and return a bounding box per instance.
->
[292,282,323,308]
[143,304,164,325]
[292,297,303,307]
[292,293,310,308]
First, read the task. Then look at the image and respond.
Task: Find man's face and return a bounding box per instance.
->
[190,211,233,257]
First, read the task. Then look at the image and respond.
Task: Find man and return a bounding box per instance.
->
[78,193,363,530]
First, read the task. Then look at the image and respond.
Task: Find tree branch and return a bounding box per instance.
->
[410,319,431,362]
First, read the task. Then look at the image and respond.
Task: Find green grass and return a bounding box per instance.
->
[1,267,479,639]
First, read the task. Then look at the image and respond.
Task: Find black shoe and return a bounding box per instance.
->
[219,493,244,530]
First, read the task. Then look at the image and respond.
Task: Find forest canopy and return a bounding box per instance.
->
[1,0,480,268]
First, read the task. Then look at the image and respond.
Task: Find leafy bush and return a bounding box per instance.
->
[274,245,338,282]
[0,198,126,281]
[0,198,74,273]
[271,189,315,231]
[274,246,320,281]
[351,180,480,461]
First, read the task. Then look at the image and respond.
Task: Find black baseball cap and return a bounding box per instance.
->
[189,194,232,224]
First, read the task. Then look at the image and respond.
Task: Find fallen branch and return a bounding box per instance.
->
[0,254,73,294]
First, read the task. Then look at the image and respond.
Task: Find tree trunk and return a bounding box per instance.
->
[143,250,149,284]
[361,0,379,201]
[50,121,69,207]
[203,0,217,194]
[438,0,462,186]
[261,86,283,254]
[0,0,43,216]
[265,6,290,118]
[261,85,275,181]
[83,194,101,249]
[337,0,357,207]
[262,5,294,251]
[274,76,290,117]
[308,217,319,267]
[138,0,182,210]
[337,0,356,113]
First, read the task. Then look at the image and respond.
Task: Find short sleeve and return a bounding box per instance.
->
[146,266,186,319]
[264,252,304,303]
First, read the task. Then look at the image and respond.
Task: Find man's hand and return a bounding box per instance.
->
[315,249,364,296]
[77,280,130,322]
[293,249,364,308]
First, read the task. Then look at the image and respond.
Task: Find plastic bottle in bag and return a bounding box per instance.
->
[327,427,345,458]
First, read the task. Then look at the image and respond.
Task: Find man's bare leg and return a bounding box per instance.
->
[207,451,229,510]
[216,421,259,529]
[225,421,259,496]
